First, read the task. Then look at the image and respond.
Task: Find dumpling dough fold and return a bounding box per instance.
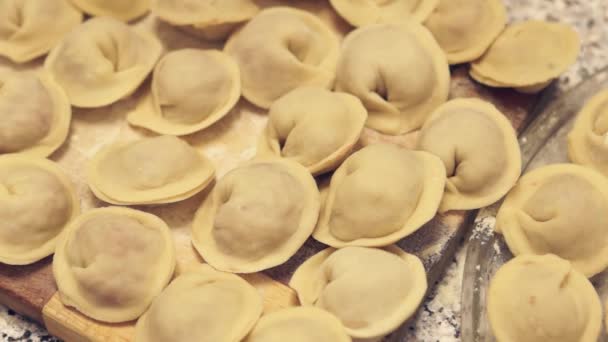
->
[69,0,149,21]
[329,0,439,27]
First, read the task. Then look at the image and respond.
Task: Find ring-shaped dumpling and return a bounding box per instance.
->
[314,144,445,247]
[257,87,367,176]
[136,264,263,342]
[488,254,601,342]
[0,72,71,157]
[127,49,241,136]
[568,89,608,177]
[192,158,320,273]
[87,135,215,205]
[289,246,427,340]
[470,21,580,93]
[335,23,450,134]
[69,0,149,22]
[45,17,162,108]
[329,0,439,27]
[424,0,507,64]
[417,98,521,212]
[151,0,259,41]
[496,164,608,278]
[0,156,79,265]
[244,307,351,342]
[225,7,340,109]
[53,207,176,323]
[0,0,82,63]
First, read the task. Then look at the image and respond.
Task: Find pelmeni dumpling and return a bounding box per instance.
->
[496,164,608,277]
[45,17,162,108]
[225,7,340,109]
[0,156,79,265]
[289,246,426,340]
[53,207,176,323]
[329,0,439,27]
[192,158,320,273]
[0,72,71,157]
[151,0,259,40]
[244,307,351,342]
[417,98,521,212]
[314,144,445,247]
[335,23,449,134]
[424,0,507,64]
[257,87,367,176]
[568,89,608,177]
[127,49,241,136]
[87,135,215,205]
[69,0,149,21]
[470,21,580,93]
[488,254,601,342]
[136,264,263,342]
[0,0,82,63]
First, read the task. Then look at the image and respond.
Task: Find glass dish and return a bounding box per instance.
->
[461,66,608,342]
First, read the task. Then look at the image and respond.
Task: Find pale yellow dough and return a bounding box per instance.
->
[329,0,439,27]
[192,158,320,273]
[0,156,79,265]
[136,264,263,342]
[257,87,367,176]
[244,306,351,342]
[87,135,215,205]
[53,207,176,323]
[470,20,580,93]
[335,23,450,135]
[417,98,521,212]
[0,72,71,157]
[568,88,608,177]
[127,49,241,136]
[488,254,601,342]
[151,0,259,40]
[45,17,162,108]
[0,0,82,63]
[225,7,340,109]
[289,246,427,340]
[69,0,149,21]
[424,0,507,64]
[496,164,608,277]
[314,144,445,247]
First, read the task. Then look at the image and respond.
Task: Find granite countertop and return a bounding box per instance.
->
[1,1,607,341]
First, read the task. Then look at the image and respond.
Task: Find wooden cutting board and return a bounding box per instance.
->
[0,3,540,341]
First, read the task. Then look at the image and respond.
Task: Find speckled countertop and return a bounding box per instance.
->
[1,1,607,341]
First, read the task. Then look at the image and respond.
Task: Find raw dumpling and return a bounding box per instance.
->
[470,21,580,93]
[257,87,367,176]
[0,156,79,265]
[289,246,427,340]
[496,164,608,277]
[136,264,262,342]
[334,23,449,134]
[151,0,259,40]
[245,307,351,342]
[87,135,215,205]
[568,89,608,177]
[0,0,82,63]
[45,17,162,108]
[329,0,439,27]
[225,7,340,109]
[488,254,601,342]
[69,0,149,21]
[314,144,445,247]
[417,98,521,212]
[192,158,320,273]
[0,72,71,157]
[127,49,241,136]
[53,207,176,323]
[424,0,507,64]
